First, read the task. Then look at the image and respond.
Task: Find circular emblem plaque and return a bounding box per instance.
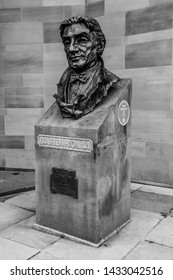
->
[118,100,130,126]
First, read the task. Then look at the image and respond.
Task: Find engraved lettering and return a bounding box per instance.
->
[37,134,93,153]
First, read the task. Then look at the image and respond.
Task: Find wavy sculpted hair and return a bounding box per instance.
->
[59,16,106,57]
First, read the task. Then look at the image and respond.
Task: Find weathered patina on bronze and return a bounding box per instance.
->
[53,16,120,119]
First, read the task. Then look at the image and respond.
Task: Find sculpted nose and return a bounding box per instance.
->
[69,40,77,52]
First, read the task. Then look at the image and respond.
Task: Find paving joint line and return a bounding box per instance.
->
[121,240,142,260]
[144,239,173,250]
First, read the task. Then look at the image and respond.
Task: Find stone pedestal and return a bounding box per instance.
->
[34,79,132,247]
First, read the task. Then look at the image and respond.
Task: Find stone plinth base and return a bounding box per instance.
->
[35,79,132,246]
[33,219,131,248]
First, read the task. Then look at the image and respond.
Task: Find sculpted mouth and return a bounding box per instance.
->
[70,56,84,61]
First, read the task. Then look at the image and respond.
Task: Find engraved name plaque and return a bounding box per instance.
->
[37,134,93,153]
[118,100,130,126]
[50,168,78,199]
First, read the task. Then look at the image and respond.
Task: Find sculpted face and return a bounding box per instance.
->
[62,23,98,71]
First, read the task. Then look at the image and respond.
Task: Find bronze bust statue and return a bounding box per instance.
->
[54,16,120,119]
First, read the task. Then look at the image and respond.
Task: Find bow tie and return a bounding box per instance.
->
[70,72,89,83]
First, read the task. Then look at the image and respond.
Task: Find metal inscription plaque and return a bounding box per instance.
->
[37,134,93,153]
[50,168,78,199]
[118,100,130,126]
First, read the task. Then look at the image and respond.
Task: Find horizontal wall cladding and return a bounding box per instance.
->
[105,0,149,13]
[132,80,171,110]
[63,5,85,18]
[3,45,43,73]
[126,3,173,36]
[4,87,44,108]
[132,110,173,144]
[0,59,2,73]
[4,149,35,169]
[0,73,23,87]
[43,43,67,73]
[5,113,41,135]
[0,116,4,135]
[103,45,125,70]
[42,0,85,6]
[146,142,173,161]
[131,157,171,185]
[86,0,104,17]
[22,6,63,22]
[0,5,86,24]
[0,88,3,108]
[0,8,21,23]
[43,22,61,44]
[0,23,43,45]
[0,136,24,149]
[150,0,173,6]
[1,0,42,8]
[23,73,44,87]
[126,29,173,46]
[125,39,172,69]
[97,13,125,44]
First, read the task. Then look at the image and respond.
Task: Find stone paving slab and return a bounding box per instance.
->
[42,209,162,260]
[146,216,173,248]
[124,240,173,260]
[139,185,173,196]
[0,202,34,231]
[0,171,35,195]
[5,190,35,212]
[131,191,173,214]
[131,183,142,192]
[29,251,60,260]
[0,236,39,260]
[0,216,60,250]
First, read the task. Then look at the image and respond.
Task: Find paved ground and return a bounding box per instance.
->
[0,177,173,260]
[0,170,35,196]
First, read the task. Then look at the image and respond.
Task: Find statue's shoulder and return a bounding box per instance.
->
[104,68,120,84]
[58,66,71,87]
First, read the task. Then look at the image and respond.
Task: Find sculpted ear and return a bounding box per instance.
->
[97,42,104,55]
[96,40,105,56]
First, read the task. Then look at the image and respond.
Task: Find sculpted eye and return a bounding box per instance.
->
[63,39,70,47]
[77,37,89,44]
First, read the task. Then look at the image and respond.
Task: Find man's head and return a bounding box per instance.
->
[59,16,106,71]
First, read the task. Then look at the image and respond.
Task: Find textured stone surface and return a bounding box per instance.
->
[4,87,44,108]
[0,116,5,135]
[131,183,142,192]
[125,240,173,260]
[1,0,42,8]
[0,171,35,195]
[35,79,131,245]
[0,236,39,260]
[146,217,173,247]
[0,136,24,149]
[126,3,173,36]
[42,209,162,259]
[0,23,43,45]
[0,216,60,250]
[0,203,34,231]
[139,185,173,196]
[86,0,104,17]
[0,8,21,23]
[30,251,58,260]
[131,191,173,214]
[22,6,63,22]
[126,39,172,69]
[5,190,35,211]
